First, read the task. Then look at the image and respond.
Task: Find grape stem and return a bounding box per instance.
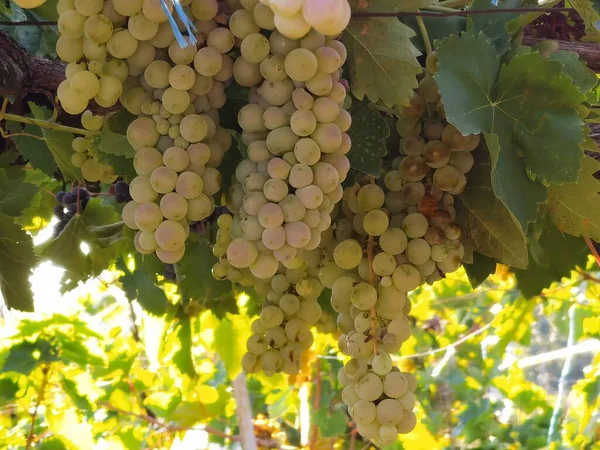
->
[416,16,433,55]
[584,236,600,268]
[25,364,51,450]
[308,358,322,449]
[367,235,378,355]
[1,113,96,137]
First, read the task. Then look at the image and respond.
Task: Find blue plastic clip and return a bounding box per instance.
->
[158,0,197,48]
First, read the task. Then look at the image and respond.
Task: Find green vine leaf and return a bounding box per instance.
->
[514,220,589,298]
[28,103,81,181]
[455,146,528,269]
[172,313,196,378]
[343,14,421,108]
[7,122,56,177]
[548,50,599,94]
[0,169,38,217]
[36,199,121,284]
[467,0,521,55]
[547,156,600,241]
[117,258,168,317]
[436,33,585,187]
[0,213,37,311]
[90,110,136,158]
[463,252,497,289]
[213,316,250,379]
[176,240,238,318]
[346,100,389,177]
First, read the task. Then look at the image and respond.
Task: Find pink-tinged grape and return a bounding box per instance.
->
[155,220,186,251]
[227,238,258,268]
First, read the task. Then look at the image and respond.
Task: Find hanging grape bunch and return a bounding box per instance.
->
[208,0,352,376]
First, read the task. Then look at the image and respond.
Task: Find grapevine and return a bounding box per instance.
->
[0,0,599,447]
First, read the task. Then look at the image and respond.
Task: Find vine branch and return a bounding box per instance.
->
[25,364,51,450]
[1,112,95,136]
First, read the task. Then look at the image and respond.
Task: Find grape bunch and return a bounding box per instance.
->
[53,187,91,236]
[208,0,352,374]
[109,180,132,203]
[317,53,479,443]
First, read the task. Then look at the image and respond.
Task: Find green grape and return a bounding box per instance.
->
[229,7,260,39]
[401,182,425,205]
[186,193,214,220]
[289,163,313,188]
[305,70,333,96]
[258,202,284,229]
[311,123,342,153]
[258,78,295,106]
[178,114,208,143]
[260,305,285,329]
[241,352,262,373]
[246,334,268,356]
[144,60,171,89]
[127,117,159,150]
[191,0,218,21]
[68,70,99,100]
[379,228,408,255]
[227,238,258,268]
[449,151,474,174]
[154,220,186,251]
[134,201,163,232]
[284,317,311,343]
[167,64,195,91]
[57,0,75,14]
[250,254,279,279]
[351,282,377,310]
[241,33,270,64]
[148,166,176,194]
[122,201,140,229]
[311,97,339,123]
[284,48,318,82]
[71,152,87,168]
[269,30,299,56]
[233,56,263,87]
[357,184,384,211]
[333,239,362,270]
[312,161,339,194]
[398,155,428,182]
[253,2,275,29]
[363,209,389,236]
[422,140,451,169]
[402,213,428,239]
[56,36,84,63]
[107,29,138,58]
[207,27,234,53]
[58,9,86,39]
[162,88,190,115]
[372,252,397,277]
[159,192,188,221]
[266,127,299,155]
[293,138,320,166]
[175,171,203,199]
[296,299,321,325]
[296,185,323,209]
[155,243,185,263]
[284,221,311,248]
[112,0,142,16]
[405,238,431,266]
[129,175,158,203]
[194,47,223,77]
[138,230,158,251]
[75,0,103,16]
[80,110,103,132]
[355,372,384,402]
[72,136,89,153]
[239,104,267,133]
[392,264,420,292]
[290,110,317,136]
[372,350,393,376]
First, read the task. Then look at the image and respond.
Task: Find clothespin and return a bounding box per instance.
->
[158,0,198,48]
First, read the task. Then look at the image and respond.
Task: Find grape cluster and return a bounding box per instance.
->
[71,135,118,184]
[316,53,479,443]
[53,187,91,236]
[209,0,352,374]
[109,180,132,203]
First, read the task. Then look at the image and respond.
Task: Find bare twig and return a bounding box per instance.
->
[25,364,51,450]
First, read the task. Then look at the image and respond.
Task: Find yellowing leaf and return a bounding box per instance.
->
[47,408,95,450]
[213,314,251,379]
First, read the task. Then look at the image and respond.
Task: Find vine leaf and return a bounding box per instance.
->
[36,199,121,284]
[28,103,82,181]
[213,316,250,379]
[343,14,421,108]
[346,100,389,177]
[455,146,528,269]
[90,110,136,158]
[176,240,238,318]
[436,33,585,186]
[547,156,600,241]
[514,220,589,298]
[548,50,599,94]
[435,33,587,231]
[6,122,56,177]
[117,258,168,316]
[172,313,196,378]
[467,0,521,55]
[463,252,497,289]
[0,169,38,217]
[0,213,37,312]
